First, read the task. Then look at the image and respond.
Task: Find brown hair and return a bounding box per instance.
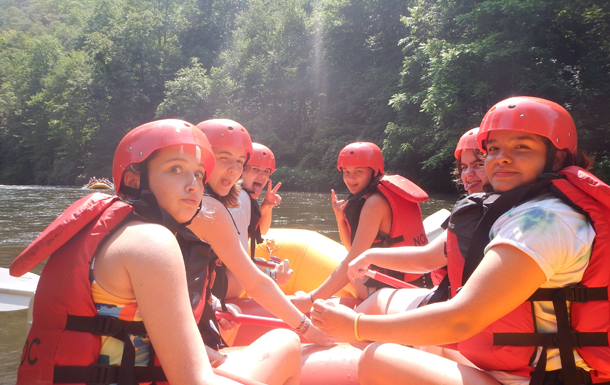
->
[452,148,492,192]
[540,137,595,172]
[206,179,243,208]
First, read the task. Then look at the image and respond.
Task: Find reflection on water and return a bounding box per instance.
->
[0,185,456,383]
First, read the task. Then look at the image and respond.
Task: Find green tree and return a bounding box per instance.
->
[386,0,610,192]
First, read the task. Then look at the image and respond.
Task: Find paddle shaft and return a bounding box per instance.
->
[364,269,418,289]
[215,311,290,329]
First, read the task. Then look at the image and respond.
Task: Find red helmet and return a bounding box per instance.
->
[337,142,384,176]
[113,119,215,192]
[454,127,480,159]
[477,96,577,158]
[250,143,276,174]
[196,119,253,162]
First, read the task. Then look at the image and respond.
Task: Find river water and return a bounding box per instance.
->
[0,185,456,383]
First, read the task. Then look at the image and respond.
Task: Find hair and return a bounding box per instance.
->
[206,179,243,208]
[539,137,595,172]
[452,148,493,192]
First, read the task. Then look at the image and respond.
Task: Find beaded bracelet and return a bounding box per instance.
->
[354,313,364,341]
[264,268,277,281]
[293,314,311,336]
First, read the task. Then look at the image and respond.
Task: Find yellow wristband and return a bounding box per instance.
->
[354,313,364,341]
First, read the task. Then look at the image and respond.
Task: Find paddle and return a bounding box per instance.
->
[253,258,277,269]
[215,311,290,328]
[364,269,418,289]
[422,208,450,243]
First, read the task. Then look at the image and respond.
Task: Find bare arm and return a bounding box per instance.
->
[347,231,447,281]
[311,193,391,301]
[95,223,237,385]
[312,243,546,346]
[190,197,333,345]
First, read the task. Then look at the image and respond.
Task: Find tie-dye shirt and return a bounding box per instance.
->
[484,193,595,385]
[91,280,151,369]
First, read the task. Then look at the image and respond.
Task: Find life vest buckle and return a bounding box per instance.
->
[566,285,589,303]
[90,315,123,336]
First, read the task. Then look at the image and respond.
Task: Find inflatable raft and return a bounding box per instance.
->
[87,182,112,190]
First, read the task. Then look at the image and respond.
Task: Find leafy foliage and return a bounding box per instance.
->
[0,0,609,193]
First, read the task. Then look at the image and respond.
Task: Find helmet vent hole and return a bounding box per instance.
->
[263,152,267,156]
[227,126,234,131]
[175,128,181,133]
[508,104,517,109]
[350,151,355,155]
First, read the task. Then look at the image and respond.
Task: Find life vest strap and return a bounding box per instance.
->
[53,365,166,384]
[527,286,608,303]
[494,331,609,348]
[371,235,404,248]
[538,368,602,385]
[65,314,147,336]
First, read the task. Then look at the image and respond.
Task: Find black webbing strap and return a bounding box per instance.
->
[61,314,152,385]
[54,365,166,384]
[493,285,609,385]
[371,235,404,248]
[462,174,561,285]
[213,262,229,312]
[248,193,263,260]
[528,287,608,303]
[65,315,146,336]
[494,331,608,348]
[427,274,450,304]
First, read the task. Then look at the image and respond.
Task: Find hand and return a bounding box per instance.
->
[273,259,293,286]
[310,299,361,343]
[290,290,313,313]
[302,318,336,346]
[347,251,372,282]
[261,180,282,208]
[217,302,241,332]
[331,189,347,219]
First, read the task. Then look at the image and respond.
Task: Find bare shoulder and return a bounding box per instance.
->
[110,220,180,262]
[94,221,183,297]
[364,192,391,214]
[189,196,233,236]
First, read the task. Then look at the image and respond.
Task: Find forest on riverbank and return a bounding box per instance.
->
[1,0,609,193]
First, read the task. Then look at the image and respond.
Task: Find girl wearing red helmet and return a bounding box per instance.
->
[347,128,492,319]
[189,119,334,350]
[454,127,492,195]
[311,97,609,385]
[292,142,430,313]
[13,119,301,385]
[228,142,291,298]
